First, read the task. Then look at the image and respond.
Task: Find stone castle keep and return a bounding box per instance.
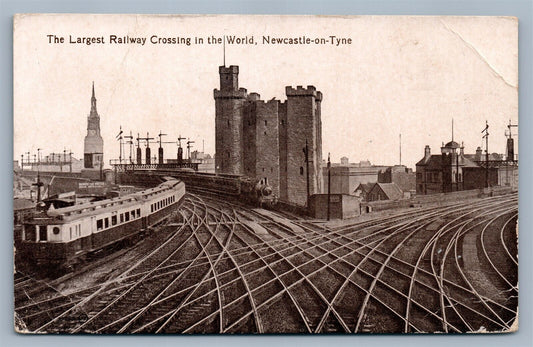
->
[214,65,323,206]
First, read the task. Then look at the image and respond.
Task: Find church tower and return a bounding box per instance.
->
[83,82,104,169]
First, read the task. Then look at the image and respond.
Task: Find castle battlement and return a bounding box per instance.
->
[219,65,239,74]
[286,85,323,101]
[254,98,281,106]
[213,88,247,99]
[248,92,261,101]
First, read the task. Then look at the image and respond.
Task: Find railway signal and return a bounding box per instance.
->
[158,131,168,164]
[482,121,489,188]
[505,120,517,161]
[124,131,134,164]
[116,126,124,164]
[187,139,195,162]
[177,135,186,163]
[138,132,155,164]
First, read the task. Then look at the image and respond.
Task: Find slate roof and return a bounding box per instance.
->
[354,182,375,194]
[416,154,481,169]
[371,183,403,200]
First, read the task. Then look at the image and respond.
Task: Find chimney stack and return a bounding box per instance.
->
[424,145,431,160]
[475,147,482,161]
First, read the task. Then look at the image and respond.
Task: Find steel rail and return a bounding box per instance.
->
[500,213,518,267]
[37,207,193,333]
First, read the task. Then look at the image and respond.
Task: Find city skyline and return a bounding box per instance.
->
[14,15,518,169]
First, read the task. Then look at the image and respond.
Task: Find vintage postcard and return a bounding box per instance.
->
[13,14,518,334]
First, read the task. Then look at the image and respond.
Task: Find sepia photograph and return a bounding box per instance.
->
[13,14,518,334]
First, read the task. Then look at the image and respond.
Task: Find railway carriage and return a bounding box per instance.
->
[17,178,185,270]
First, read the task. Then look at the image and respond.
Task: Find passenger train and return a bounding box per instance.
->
[17,178,185,271]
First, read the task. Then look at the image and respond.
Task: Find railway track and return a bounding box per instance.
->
[14,192,518,334]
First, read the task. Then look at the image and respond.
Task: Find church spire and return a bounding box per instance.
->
[90,81,98,115]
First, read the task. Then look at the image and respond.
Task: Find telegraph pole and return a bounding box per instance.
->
[482,121,489,188]
[327,153,331,221]
[303,139,310,206]
[33,148,43,202]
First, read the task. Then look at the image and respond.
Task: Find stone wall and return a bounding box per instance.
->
[255,100,281,197]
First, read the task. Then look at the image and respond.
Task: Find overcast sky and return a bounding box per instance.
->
[14,15,518,169]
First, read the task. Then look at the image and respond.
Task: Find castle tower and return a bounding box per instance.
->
[83,82,104,169]
[284,86,324,205]
[214,66,248,174]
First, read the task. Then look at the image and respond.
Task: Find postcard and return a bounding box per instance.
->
[13,14,518,334]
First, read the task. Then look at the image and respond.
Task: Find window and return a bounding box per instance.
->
[97,219,103,231]
[70,227,73,239]
[151,205,154,213]
[131,211,135,219]
[111,215,117,226]
[53,227,60,235]
[39,225,47,241]
[120,214,124,223]
[104,218,109,228]
[136,208,140,216]
[264,120,267,126]
[125,213,130,222]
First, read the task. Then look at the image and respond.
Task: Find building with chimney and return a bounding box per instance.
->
[214,65,323,206]
[83,83,104,173]
[415,141,503,195]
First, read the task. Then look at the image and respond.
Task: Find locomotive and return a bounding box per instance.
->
[17,178,185,271]
[118,167,278,208]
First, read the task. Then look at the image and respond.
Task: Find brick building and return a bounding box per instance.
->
[367,182,404,201]
[377,165,416,194]
[214,65,323,206]
[416,142,499,195]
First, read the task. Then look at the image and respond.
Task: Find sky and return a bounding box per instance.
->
[13,15,518,169]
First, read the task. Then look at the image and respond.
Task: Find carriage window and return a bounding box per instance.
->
[136,208,140,216]
[39,225,47,241]
[131,210,135,219]
[53,227,60,235]
[151,205,154,213]
[111,215,117,226]
[125,213,130,222]
[120,214,124,223]
[70,227,73,239]
[97,219,103,231]
[104,218,109,228]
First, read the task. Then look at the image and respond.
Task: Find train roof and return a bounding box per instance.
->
[42,179,182,221]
